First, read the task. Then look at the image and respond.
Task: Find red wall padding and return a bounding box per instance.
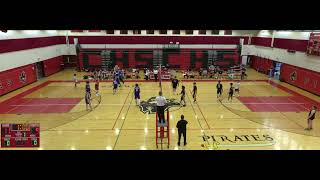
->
[250,56,273,74]
[0,64,37,96]
[280,64,320,96]
[0,36,65,54]
[79,49,239,70]
[43,56,63,77]
[88,54,102,66]
[273,38,308,52]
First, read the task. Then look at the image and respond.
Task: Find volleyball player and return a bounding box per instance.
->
[172,76,179,95]
[73,74,78,87]
[85,81,91,96]
[95,80,100,96]
[113,78,118,95]
[180,86,186,107]
[234,81,240,96]
[216,80,223,99]
[115,70,121,87]
[192,82,197,102]
[85,81,92,111]
[134,84,141,106]
[85,91,92,111]
[119,69,125,85]
[305,106,317,130]
[228,83,234,102]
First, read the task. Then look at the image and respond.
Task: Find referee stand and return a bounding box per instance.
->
[156,109,170,149]
[155,64,170,149]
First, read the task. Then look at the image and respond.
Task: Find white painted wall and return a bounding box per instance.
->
[254,30,314,40]
[0,44,76,72]
[241,45,320,72]
[0,30,59,40]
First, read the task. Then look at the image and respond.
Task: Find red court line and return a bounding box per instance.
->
[111,90,132,130]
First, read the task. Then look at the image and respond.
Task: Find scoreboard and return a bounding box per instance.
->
[1,123,40,148]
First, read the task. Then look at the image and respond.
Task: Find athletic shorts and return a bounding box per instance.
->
[235,88,239,92]
[113,84,118,89]
[217,90,222,95]
[85,96,90,104]
[135,94,140,99]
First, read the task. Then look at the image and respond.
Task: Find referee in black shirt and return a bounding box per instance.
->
[176,115,188,146]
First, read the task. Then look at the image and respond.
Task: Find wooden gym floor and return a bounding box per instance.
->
[0,68,320,150]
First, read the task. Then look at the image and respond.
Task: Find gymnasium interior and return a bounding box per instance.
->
[0,30,319,150]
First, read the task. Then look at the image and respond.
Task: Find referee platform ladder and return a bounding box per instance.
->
[156,110,170,149]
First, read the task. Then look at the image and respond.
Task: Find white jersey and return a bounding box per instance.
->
[235,82,240,90]
[156,96,167,106]
[154,70,158,75]
[73,76,78,82]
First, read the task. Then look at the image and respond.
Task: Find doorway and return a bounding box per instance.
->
[35,61,44,80]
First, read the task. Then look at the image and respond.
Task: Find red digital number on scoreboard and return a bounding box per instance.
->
[1,123,40,148]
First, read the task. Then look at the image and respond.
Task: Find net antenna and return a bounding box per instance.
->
[159,64,163,94]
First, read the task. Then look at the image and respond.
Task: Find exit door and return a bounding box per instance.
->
[35,62,44,80]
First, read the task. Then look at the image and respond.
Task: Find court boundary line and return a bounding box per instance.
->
[111,90,132,130]
[112,91,134,150]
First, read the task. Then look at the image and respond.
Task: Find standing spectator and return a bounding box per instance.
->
[154,68,159,82]
[145,69,150,80]
[305,106,317,130]
[176,115,188,146]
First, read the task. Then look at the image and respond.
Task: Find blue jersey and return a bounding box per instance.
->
[85,84,91,93]
[115,71,120,78]
[134,87,140,99]
[120,71,124,77]
[134,87,140,95]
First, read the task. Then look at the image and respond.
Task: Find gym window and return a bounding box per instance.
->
[172,30,180,34]
[159,30,167,34]
[120,30,128,34]
[106,30,114,34]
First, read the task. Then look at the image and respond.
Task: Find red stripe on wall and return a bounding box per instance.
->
[0,36,65,54]
[273,38,308,52]
[250,37,308,52]
[251,37,272,47]
[69,36,244,44]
